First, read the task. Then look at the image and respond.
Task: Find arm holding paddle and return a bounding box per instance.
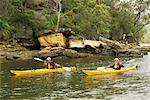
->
[33,57,57,69]
[33,57,75,71]
[97,58,125,70]
[107,58,125,70]
[34,57,61,68]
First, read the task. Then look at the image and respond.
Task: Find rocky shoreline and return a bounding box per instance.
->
[1,33,150,63]
[0,44,39,63]
[0,42,150,63]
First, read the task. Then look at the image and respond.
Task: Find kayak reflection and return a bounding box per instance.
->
[83,73,122,85]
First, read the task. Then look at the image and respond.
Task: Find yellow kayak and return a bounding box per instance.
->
[82,66,137,76]
[10,67,77,76]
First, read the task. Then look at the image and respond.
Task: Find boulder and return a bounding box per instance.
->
[64,49,91,58]
[68,39,107,54]
[38,46,92,59]
[69,39,107,48]
[5,54,14,60]
[99,37,127,49]
[38,33,67,47]
[39,47,64,54]
[68,39,85,48]
[37,52,64,59]
[134,46,150,53]
[63,49,81,58]
[5,53,21,60]
[83,40,106,48]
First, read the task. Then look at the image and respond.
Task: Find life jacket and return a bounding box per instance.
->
[47,62,55,69]
[114,64,118,68]
[113,64,121,70]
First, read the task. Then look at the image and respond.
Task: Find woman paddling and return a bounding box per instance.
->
[45,57,57,69]
[108,58,125,70]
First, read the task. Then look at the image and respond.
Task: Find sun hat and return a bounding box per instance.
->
[46,57,51,60]
[114,58,119,61]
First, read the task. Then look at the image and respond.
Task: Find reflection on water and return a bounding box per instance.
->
[84,73,122,84]
[0,53,150,100]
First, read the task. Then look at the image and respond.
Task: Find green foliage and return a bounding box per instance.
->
[61,0,112,39]
[61,0,149,41]
[0,18,14,40]
[48,15,58,26]
[0,0,149,42]
[0,19,11,31]
[109,2,136,40]
[10,0,51,36]
[92,4,111,35]
[62,0,77,12]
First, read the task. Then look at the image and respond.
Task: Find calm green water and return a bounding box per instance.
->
[0,53,150,100]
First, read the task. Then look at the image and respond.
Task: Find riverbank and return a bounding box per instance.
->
[0,44,39,63]
[0,44,110,63]
[36,35,150,60]
[0,41,150,63]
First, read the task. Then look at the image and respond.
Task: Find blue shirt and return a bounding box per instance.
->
[109,64,124,70]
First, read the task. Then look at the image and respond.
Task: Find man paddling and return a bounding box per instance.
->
[45,57,57,69]
[108,58,124,70]
[34,57,75,71]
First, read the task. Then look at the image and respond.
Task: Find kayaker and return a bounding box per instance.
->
[45,57,57,69]
[108,58,124,70]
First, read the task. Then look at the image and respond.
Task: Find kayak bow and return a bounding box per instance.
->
[82,66,137,76]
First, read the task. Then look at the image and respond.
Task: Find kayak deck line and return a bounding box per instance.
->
[10,67,77,76]
[82,66,137,76]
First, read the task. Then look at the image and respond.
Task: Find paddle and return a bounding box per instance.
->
[97,67,106,70]
[34,57,45,62]
[33,57,72,71]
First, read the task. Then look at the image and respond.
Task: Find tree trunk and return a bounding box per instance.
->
[55,0,61,32]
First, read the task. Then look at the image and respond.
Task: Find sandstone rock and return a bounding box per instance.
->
[5,53,14,61]
[134,46,150,52]
[38,36,50,46]
[38,33,67,47]
[68,39,85,48]
[63,49,80,58]
[38,48,91,59]
[39,47,64,54]
[83,40,106,48]
[69,39,107,49]
[38,51,64,59]
[99,37,127,49]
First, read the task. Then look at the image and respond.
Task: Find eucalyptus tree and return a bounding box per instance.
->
[61,0,112,39]
[102,0,149,41]
[131,0,150,42]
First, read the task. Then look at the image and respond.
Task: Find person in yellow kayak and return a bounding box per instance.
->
[108,58,125,70]
[45,57,57,69]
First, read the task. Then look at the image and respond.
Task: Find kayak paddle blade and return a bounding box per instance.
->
[62,67,72,71]
[34,58,44,62]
